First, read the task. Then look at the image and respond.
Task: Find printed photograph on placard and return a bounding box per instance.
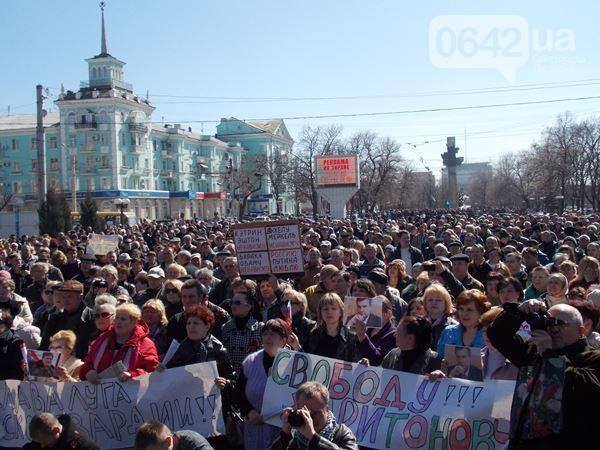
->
[343,296,382,329]
[26,349,61,378]
[444,344,484,381]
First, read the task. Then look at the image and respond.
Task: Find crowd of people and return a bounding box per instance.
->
[0,209,599,450]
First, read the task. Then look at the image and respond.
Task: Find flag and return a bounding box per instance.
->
[282,299,292,326]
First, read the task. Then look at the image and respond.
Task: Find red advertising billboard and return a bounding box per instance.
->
[315,155,359,187]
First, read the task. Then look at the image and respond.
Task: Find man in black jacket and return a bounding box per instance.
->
[22,413,99,450]
[270,381,358,450]
[488,301,600,450]
[40,280,93,358]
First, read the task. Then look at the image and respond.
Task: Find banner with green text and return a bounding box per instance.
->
[0,362,224,449]
[261,350,514,450]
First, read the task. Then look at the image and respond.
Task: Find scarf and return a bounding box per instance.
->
[294,410,337,449]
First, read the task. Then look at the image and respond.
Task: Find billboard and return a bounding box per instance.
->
[315,155,359,187]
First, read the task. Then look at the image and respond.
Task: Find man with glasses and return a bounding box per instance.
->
[271,381,358,450]
[488,301,600,450]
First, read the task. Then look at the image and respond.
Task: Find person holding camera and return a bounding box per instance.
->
[487,299,600,450]
[269,381,358,450]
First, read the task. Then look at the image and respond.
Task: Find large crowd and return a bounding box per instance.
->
[0,210,599,450]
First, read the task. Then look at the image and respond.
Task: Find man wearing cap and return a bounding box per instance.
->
[72,253,97,296]
[448,241,463,257]
[367,268,407,322]
[40,280,93,358]
[451,254,484,292]
[135,267,165,307]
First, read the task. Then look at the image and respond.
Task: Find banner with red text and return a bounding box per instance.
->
[261,350,514,450]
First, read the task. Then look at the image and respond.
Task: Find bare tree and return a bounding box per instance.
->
[223,155,267,220]
[265,150,290,215]
[0,184,14,212]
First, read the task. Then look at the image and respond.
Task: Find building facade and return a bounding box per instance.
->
[0,6,293,222]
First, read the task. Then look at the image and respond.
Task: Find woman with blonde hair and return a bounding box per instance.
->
[80,303,158,383]
[570,256,600,291]
[303,293,360,362]
[141,299,171,359]
[162,279,184,319]
[422,283,457,351]
[165,263,187,280]
[387,259,412,292]
[49,330,83,381]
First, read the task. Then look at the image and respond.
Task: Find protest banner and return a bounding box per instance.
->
[87,233,120,255]
[261,350,514,450]
[0,362,224,449]
[232,220,304,277]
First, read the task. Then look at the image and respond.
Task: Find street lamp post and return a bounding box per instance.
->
[11,195,24,238]
[114,198,130,225]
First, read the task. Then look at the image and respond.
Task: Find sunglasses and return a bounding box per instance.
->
[165,288,179,294]
[94,312,114,319]
[44,290,54,294]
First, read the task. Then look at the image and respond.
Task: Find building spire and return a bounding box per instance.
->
[100,1,107,55]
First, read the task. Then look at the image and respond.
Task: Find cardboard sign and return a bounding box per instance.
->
[262,349,514,450]
[232,220,304,277]
[87,233,120,255]
[0,362,224,449]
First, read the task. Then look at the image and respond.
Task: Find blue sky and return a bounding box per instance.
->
[1,0,599,174]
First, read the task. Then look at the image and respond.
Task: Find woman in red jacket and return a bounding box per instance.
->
[80,303,158,383]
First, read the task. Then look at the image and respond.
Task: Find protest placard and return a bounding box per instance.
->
[26,350,60,379]
[444,345,484,382]
[261,349,514,450]
[0,361,224,449]
[232,220,304,277]
[87,233,120,255]
[343,296,383,329]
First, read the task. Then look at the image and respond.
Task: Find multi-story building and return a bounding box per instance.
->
[0,6,293,222]
[441,162,492,194]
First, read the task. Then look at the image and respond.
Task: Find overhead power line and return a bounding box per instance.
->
[2,94,600,126]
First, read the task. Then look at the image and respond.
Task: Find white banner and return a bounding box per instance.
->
[261,350,514,450]
[0,362,224,449]
[87,233,120,255]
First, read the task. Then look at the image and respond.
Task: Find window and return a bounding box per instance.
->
[144,158,149,169]
[69,135,76,147]
[49,137,57,149]
[86,156,93,170]
[31,159,37,171]
[31,181,37,193]
[122,155,127,167]
[122,177,127,189]
[12,161,21,173]
[101,177,110,189]
[31,138,36,150]
[12,182,21,193]
[11,139,18,150]
[153,140,157,151]
[50,158,58,171]
[99,111,108,124]
[86,178,95,190]
[101,156,109,168]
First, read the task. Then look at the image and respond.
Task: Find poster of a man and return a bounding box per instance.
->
[445,345,483,381]
[27,349,60,379]
[344,296,382,329]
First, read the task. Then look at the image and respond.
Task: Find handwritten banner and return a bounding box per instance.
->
[0,362,224,449]
[232,220,304,277]
[261,350,514,450]
[87,233,120,255]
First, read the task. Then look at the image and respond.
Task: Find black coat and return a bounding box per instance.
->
[21,414,99,450]
[40,301,94,358]
[292,315,316,351]
[305,326,361,363]
[0,329,24,381]
[268,423,358,450]
[381,347,442,375]
[166,335,234,380]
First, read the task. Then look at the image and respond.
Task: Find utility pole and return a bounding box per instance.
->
[36,84,47,208]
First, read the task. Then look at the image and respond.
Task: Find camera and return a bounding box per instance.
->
[503,302,565,338]
[287,410,305,428]
[422,262,436,272]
